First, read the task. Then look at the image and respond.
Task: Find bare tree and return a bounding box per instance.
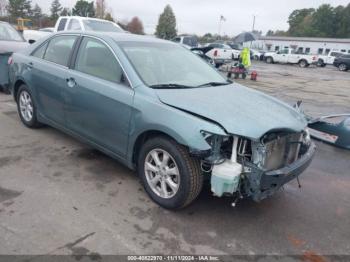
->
[0,0,8,16]
[127,16,144,35]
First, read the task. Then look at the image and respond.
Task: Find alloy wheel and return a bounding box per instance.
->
[19,90,33,122]
[144,149,180,199]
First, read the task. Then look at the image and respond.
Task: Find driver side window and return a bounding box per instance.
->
[74,37,127,85]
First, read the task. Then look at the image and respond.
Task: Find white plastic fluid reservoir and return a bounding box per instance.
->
[211,160,242,197]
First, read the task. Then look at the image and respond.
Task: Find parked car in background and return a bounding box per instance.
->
[54,16,124,33]
[251,49,266,61]
[264,48,318,68]
[191,46,215,66]
[9,32,315,209]
[172,35,198,48]
[205,43,240,67]
[23,29,51,43]
[318,51,346,67]
[0,21,28,93]
[23,17,124,44]
[333,54,350,71]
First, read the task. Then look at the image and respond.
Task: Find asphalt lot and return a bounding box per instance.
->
[0,62,350,258]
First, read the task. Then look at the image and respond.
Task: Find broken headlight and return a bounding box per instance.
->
[200,131,230,164]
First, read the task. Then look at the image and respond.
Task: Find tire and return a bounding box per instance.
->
[137,136,203,209]
[339,63,348,72]
[299,60,308,68]
[317,59,325,67]
[266,57,273,64]
[242,73,247,79]
[16,85,42,128]
[254,55,259,61]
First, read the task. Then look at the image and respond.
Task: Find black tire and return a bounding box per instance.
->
[266,57,273,64]
[137,136,203,209]
[254,55,259,61]
[16,84,42,128]
[317,59,325,67]
[242,73,247,79]
[339,63,348,71]
[299,60,308,68]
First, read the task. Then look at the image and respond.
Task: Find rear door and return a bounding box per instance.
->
[29,35,78,126]
[64,36,134,157]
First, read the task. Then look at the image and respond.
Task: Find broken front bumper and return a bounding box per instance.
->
[245,142,316,202]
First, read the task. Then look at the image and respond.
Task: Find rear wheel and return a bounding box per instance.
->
[339,63,348,71]
[266,57,273,64]
[16,85,42,128]
[299,60,308,68]
[137,136,203,209]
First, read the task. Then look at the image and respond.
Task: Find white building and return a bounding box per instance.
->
[245,36,350,55]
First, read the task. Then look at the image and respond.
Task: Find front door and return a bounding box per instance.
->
[64,36,134,157]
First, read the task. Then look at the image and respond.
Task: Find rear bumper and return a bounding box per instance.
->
[247,142,316,201]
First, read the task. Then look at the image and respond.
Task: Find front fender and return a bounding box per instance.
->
[126,93,227,165]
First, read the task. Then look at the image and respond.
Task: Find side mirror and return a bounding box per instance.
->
[28,39,36,44]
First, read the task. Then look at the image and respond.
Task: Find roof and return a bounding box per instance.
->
[55,31,173,44]
[260,36,350,44]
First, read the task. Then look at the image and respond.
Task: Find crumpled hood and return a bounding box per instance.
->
[155,83,307,140]
[0,40,28,54]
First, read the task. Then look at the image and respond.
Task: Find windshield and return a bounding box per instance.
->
[119,41,227,87]
[83,20,123,32]
[0,23,24,41]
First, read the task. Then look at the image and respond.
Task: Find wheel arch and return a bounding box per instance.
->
[131,130,183,168]
[13,79,27,101]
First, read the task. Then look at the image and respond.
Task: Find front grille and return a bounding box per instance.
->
[252,132,303,171]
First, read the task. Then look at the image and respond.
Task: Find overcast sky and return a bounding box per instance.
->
[33,0,350,35]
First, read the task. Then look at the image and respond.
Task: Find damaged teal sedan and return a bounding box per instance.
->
[9,32,316,209]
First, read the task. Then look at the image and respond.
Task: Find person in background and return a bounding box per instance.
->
[240,47,251,68]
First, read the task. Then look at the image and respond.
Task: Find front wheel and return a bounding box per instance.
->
[339,63,348,71]
[137,136,203,209]
[16,85,42,128]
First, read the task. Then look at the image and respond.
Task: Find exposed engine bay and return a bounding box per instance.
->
[200,129,315,203]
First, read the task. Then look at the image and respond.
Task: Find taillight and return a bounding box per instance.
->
[8,56,13,65]
[214,50,218,57]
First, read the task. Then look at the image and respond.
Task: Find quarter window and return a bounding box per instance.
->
[67,19,81,31]
[44,35,77,66]
[74,37,125,84]
[57,18,67,31]
[32,42,48,59]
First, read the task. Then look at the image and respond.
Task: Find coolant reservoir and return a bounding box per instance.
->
[211,160,242,197]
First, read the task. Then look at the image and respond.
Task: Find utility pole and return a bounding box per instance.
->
[252,15,256,32]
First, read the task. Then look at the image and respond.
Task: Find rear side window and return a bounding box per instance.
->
[44,35,77,66]
[67,19,81,31]
[57,18,67,31]
[74,37,125,84]
[32,42,48,59]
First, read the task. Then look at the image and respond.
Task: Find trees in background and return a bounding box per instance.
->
[270,3,350,38]
[6,0,32,21]
[50,0,62,20]
[155,5,177,39]
[72,0,95,17]
[127,16,144,35]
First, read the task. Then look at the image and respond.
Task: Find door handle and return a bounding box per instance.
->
[66,77,76,88]
[27,62,33,69]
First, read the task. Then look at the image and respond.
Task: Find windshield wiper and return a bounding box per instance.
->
[197,80,232,87]
[149,84,194,89]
